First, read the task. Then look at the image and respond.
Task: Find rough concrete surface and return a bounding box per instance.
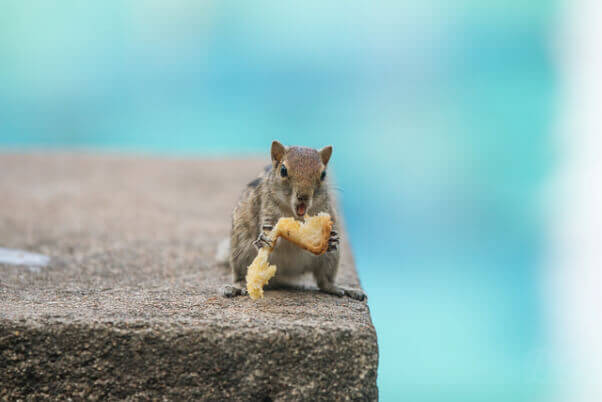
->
[0,153,378,401]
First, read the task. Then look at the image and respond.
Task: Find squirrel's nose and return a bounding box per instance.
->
[296,193,309,202]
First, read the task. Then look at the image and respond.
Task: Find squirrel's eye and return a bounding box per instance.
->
[320,170,326,181]
[280,165,288,178]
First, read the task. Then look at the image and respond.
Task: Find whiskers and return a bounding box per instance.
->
[328,184,345,193]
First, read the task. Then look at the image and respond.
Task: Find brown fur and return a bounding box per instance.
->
[222,141,365,300]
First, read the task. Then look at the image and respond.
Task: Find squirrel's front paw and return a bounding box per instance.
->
[253,232,273,250]
[327,230,339,252]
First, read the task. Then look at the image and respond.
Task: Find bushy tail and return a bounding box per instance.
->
[215,237,230,265]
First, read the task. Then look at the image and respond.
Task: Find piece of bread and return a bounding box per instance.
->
[246,248,277,300]
[246,213,333,299]
[272,212,333,255]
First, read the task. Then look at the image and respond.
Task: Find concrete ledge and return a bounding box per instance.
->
[0,154,377,400]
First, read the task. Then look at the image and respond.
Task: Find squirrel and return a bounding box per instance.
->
[220,140,366,301]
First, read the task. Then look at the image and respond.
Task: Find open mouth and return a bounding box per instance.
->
[295,202,306,217]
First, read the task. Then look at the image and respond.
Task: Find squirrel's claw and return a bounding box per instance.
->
[253,232,273,250]
[327,230,339,252]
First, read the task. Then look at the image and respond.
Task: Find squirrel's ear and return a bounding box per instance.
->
[271,140,286,164]
[319,145,333,165]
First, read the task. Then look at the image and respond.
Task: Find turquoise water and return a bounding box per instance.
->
[1,2,558,400]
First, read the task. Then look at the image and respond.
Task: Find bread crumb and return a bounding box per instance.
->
[246,213,333,299]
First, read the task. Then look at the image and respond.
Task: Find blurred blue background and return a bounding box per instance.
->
[1,1,561,400]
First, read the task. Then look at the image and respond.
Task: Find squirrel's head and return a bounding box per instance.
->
[270,140,332,219]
